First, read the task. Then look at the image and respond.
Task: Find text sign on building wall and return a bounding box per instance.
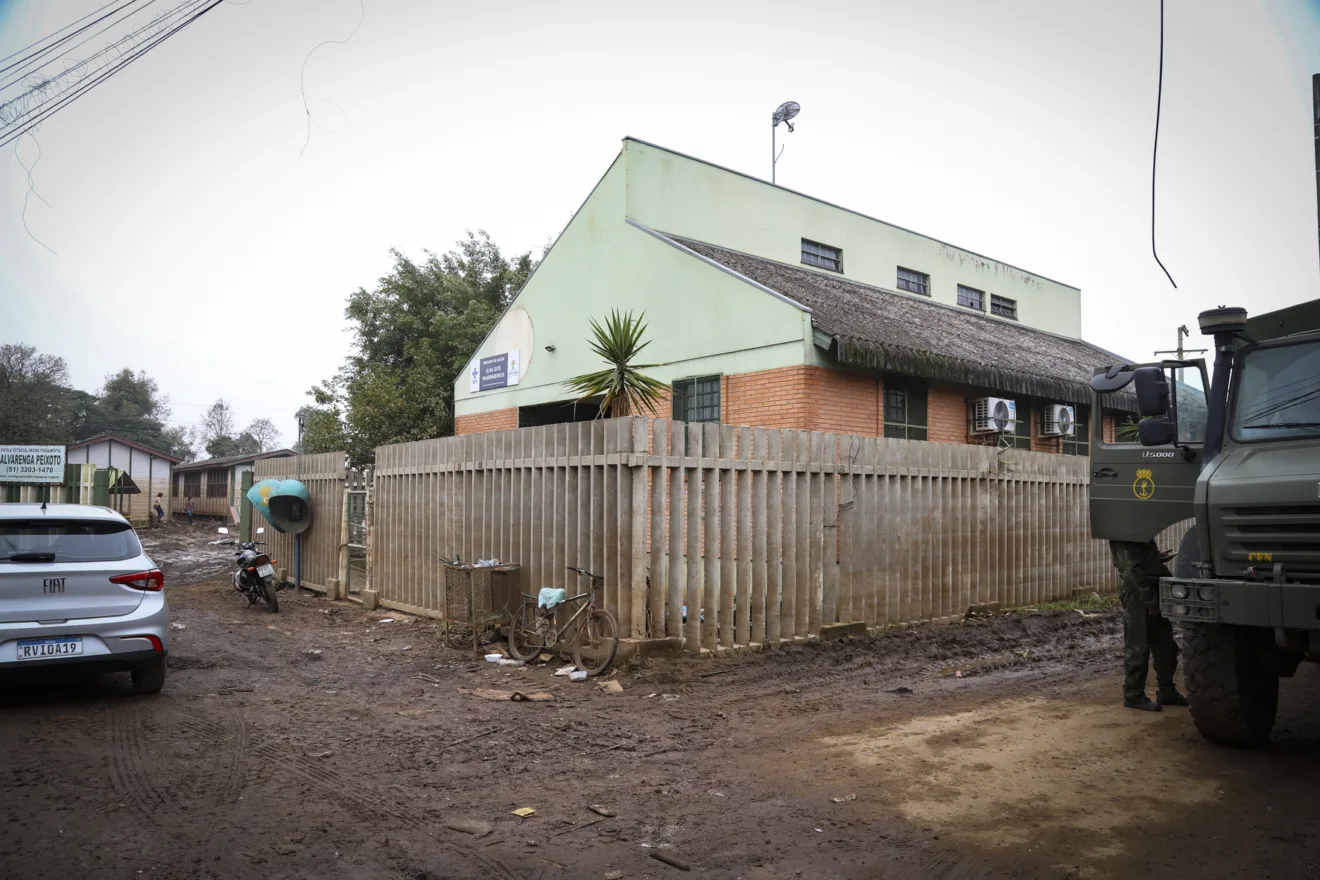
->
[468,351,521,392]
[0,445,66,484]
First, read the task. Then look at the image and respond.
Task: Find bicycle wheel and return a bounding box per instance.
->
[507,601,546,662]
[573,608,619,676]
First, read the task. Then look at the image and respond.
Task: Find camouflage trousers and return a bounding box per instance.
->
[1109,540,1180,702]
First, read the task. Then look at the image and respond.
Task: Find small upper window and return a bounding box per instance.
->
[896,267,930,296]
[957,284,984,311]
[801,240,842,273]
[990,294,1018,320]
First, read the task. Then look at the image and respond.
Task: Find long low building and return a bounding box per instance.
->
[453,137,1126,451]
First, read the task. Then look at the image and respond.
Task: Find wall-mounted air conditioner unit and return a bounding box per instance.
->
[971,397,1017,434]
[1041,404,1076,437]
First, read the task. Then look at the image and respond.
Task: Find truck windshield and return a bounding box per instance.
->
[1231,339,1320,442]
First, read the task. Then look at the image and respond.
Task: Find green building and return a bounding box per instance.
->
[454,138,1121,452]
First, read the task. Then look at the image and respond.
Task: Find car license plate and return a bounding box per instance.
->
[17,637,83,660]
[257,564,275,578]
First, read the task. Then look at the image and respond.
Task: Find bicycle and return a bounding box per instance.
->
[507,566,619,675]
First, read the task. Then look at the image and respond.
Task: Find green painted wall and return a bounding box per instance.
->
[454,155,810,417]
[623,139,1082,339]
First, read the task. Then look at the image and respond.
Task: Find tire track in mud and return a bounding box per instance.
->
[265,740,525,880]
[106,700,248,820]
[105,700,524,878]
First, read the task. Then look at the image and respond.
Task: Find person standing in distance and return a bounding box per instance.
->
[1109,539,1187,711]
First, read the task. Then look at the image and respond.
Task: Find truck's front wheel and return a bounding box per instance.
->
[1182,622,1278,747]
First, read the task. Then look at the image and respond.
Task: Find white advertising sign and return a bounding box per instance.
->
[0,445,66,484]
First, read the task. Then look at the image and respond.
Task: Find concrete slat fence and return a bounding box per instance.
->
[369,417,1192,650]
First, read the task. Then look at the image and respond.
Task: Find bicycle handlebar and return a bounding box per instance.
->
[566,566,603,580]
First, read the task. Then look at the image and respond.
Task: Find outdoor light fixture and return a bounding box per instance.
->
[771,100,800,184]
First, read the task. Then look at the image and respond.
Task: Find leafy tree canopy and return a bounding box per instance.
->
[311,231,537,466]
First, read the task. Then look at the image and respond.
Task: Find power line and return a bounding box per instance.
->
[0,0,131,72]
[0,0,210,127]
[0,0,160,93]
[1151,0,1177,288]
[0,0,224,149]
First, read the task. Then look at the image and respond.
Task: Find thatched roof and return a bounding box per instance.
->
[675,238,1127,406]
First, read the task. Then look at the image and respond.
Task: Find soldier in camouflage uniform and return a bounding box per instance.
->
[1109,540,1188,711]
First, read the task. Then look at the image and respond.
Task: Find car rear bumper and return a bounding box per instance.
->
[1160,577,1320,630]
[0,593,168,670]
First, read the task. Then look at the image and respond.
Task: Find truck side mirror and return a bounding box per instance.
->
[1138,417,1178,446]
[1133,367,1170,417]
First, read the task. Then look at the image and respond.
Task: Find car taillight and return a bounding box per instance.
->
[119,634,163,651]
[110,569,164,591]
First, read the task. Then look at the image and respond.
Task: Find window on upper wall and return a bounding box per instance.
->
[896,267,930,296]
[957,284,985,311]
[672,376,722,423]
[990,294,1018,320]
[801,239,842,273]
[1062,406,1090,456]
[883,379,929,441]
[182,472,202,498]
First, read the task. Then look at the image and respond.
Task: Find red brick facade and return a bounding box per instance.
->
[455,366,1093,457]
[454,407,519,435]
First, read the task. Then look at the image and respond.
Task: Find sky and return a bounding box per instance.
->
[2,0,1319,449]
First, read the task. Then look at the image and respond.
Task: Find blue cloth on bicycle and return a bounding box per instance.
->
[538,587,566,609]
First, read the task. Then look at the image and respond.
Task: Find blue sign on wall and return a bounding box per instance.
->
[468,350,521,393]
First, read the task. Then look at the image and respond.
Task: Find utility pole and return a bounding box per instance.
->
[1154,324,1207,361]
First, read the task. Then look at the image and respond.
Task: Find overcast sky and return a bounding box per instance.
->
[2,0,1319,448]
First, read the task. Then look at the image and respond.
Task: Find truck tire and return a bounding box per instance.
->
[1181,622,1277,747]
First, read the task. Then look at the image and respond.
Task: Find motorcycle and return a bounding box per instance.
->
[215,526,279,612]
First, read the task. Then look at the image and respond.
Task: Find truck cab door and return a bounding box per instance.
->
[1089,361,1210,543]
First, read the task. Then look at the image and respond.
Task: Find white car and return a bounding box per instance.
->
[0,504,169,693]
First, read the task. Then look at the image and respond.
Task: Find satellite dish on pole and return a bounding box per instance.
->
[771,100,801,184]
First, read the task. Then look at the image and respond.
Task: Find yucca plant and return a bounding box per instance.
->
[1116,418,1140,442]
[565,310,667,417]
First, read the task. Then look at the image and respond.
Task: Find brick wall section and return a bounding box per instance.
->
[454,407,519,435]
[725,366,811,430]
[927,385,968,443]
[804,366,880,435]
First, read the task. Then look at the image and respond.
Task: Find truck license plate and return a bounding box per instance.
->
[17,637,83,660]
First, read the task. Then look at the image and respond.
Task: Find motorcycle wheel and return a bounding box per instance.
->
[262,578,279,613]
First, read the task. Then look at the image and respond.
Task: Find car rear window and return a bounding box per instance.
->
[0,519,142,563]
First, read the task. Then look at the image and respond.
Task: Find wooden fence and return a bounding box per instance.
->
[252,453,351,595]
[370,417,1191,651]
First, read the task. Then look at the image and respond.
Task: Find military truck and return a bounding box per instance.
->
[1089,297,1320,746]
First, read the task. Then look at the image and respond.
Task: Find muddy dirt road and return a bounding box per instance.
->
[3,525,1319,879]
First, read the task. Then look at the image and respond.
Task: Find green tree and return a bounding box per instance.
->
[564,310,666,417]
[78,369,191,457]
[0,343,75,444]
[315,231,536,466]
[295,403,346,455]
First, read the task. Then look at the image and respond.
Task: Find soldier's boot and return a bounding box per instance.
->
[1157,689,1189,707]
[1149,608,1185,707]
[1123,695,1162,712]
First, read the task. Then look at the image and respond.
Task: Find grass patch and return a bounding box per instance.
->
[1027,592,1121,613]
